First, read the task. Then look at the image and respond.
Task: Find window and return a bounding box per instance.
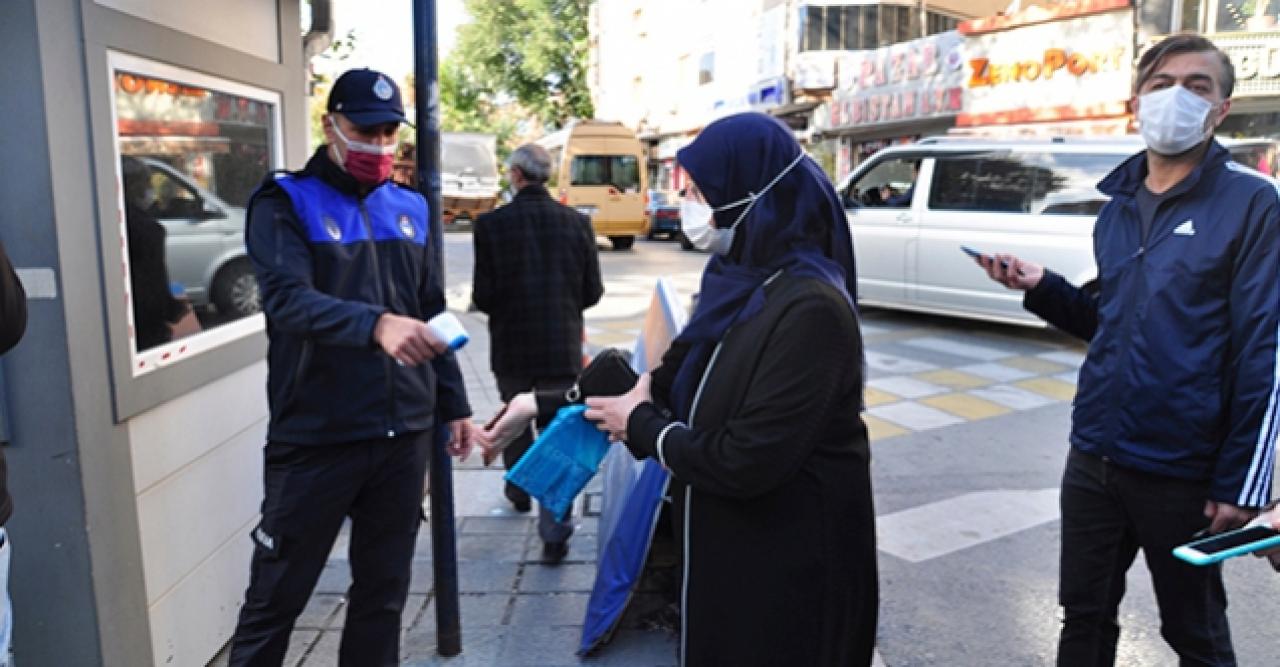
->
[928,153,1122,215]
[571,155,641,192]
[1216,0,1279,32]
[110,52,279,372]
[699,52,715,85]
[799,6,959,51]
[845,157,920,208]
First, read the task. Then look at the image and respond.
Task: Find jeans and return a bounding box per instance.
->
[0,528,10,667]
[1057,448,1235,666]
[497,374,576,546]
[229,432,431,667]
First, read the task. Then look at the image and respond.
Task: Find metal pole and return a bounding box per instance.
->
[413,0,462,657]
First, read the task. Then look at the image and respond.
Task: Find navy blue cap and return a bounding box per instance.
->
[327,68,408,126]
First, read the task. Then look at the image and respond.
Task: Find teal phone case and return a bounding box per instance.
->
[1172,527,1280,566]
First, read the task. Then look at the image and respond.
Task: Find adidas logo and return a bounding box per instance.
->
[1173,219,1196,236]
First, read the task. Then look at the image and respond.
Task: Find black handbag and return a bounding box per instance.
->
[564,348,638,403]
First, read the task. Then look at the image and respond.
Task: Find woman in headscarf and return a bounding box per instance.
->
[481,112,877,665]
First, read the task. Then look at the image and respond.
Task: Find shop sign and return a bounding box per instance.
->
[815,31,966,132]
[748,76,790,110]
[115,71,273,127]
[1217,36,1280,97]
[961,8,1134,126]
[793,51,838,90]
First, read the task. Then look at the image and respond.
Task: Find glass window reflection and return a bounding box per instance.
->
[112,65,275,358]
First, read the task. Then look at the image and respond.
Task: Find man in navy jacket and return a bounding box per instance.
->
[979,36,1278,666]
[229,69,473,666]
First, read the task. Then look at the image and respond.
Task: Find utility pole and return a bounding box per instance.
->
[413,0,463,657]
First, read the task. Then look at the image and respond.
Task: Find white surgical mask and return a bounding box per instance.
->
[1138,85,1214,156]
[679,152,807,255]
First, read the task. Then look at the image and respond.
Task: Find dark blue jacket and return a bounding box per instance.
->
[1026,141,1280,507]
[246,148,470,445]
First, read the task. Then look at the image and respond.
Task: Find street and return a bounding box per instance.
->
[446,232,1280,665]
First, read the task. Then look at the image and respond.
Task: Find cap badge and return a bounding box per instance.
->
[373,77,394,101]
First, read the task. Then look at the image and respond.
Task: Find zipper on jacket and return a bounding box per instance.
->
[359,201,398,438]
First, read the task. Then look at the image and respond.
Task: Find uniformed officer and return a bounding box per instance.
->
[228,68,474,666]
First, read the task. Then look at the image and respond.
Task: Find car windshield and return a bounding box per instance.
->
[442,140,497,178]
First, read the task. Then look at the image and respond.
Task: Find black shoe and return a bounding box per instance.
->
[505,484,531,513]
[542,540,568,565]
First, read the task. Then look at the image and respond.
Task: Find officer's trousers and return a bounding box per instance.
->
[228,431,431,667]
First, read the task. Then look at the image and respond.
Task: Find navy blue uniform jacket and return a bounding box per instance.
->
[1026,141,1280,507]
[246,148,470,445]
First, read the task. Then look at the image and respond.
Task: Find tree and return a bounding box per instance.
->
[450,0,595,131]
[307,29,359,150]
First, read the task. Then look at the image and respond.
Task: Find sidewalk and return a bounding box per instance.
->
[212,309,678,666]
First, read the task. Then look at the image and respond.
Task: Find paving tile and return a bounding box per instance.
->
[1014,377,1078,402]
[863,386,901,407]
[423,592,513,628]
[461,516,535,535]
[1037,349,1087,367]
[402,625,508,666]
[509,592,591,626]
[284,629,321,667]
[865,350,938,375]
[523,533,598,564]
[971,384,1057,410]
[456,534,529,562]
[868,401,965,431]
[867,376,948,399]
[301,630,340,667]
[901,336,1014,361]
[1055,370,1080,385]
[314,561,351,594]
[584,629,679,666]
[519,563,598,593]
[957,362,1036,383]
[920,393,1012,421]
[496,625,583,666]
[1000,355,1069,375]
[914,368,991,390]
[458,561,522,592]
[864,415,910,441]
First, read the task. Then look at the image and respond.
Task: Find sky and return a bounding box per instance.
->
[317,0,470,84]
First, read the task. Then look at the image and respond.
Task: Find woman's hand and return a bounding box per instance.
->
[584,373,652,442]
[476,393,537,466]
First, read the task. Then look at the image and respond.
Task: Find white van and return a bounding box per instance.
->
[839,136,1276,326]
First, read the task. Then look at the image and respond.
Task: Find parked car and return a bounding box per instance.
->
[124,156,260,318]
[838,135,1278,326]
[645,189,682,240]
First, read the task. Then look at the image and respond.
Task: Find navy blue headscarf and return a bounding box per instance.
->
[668,112,859,420]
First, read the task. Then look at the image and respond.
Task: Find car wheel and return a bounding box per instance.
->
[212,259,261,317]
[677,232,694,251]
[609,236,635,251]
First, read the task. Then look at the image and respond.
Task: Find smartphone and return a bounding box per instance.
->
[960,245,1010,269]
[1172,523,1280,566]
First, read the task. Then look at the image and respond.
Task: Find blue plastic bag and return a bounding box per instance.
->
[505,404,612,521]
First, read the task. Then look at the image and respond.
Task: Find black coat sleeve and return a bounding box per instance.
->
[0,242,26,354]
[627,297,858,499]
[1023,270,1098,342]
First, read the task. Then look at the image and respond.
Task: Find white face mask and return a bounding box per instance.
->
[679,152,807,255]
[1138,85,1215,156]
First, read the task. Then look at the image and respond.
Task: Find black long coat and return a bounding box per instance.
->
[628,272,879,666]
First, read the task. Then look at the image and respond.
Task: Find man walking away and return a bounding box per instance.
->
[472,143,604,563]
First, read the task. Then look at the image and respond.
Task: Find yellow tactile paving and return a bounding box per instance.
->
[1014,377,1078,401]
[915,369,991,390]
[920,393,1012,420]
[864,414,909,441]
[864,387,900,407]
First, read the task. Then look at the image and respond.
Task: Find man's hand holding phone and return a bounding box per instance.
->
[962,246,1045,291]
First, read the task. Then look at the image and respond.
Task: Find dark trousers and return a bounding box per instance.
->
[1057,448,1235,667]
[228,431,431,667]
[497,373,576,545]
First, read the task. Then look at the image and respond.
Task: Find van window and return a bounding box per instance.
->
[929,153,1121,215]
[571,155,641,193]
[845,157,919,208]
